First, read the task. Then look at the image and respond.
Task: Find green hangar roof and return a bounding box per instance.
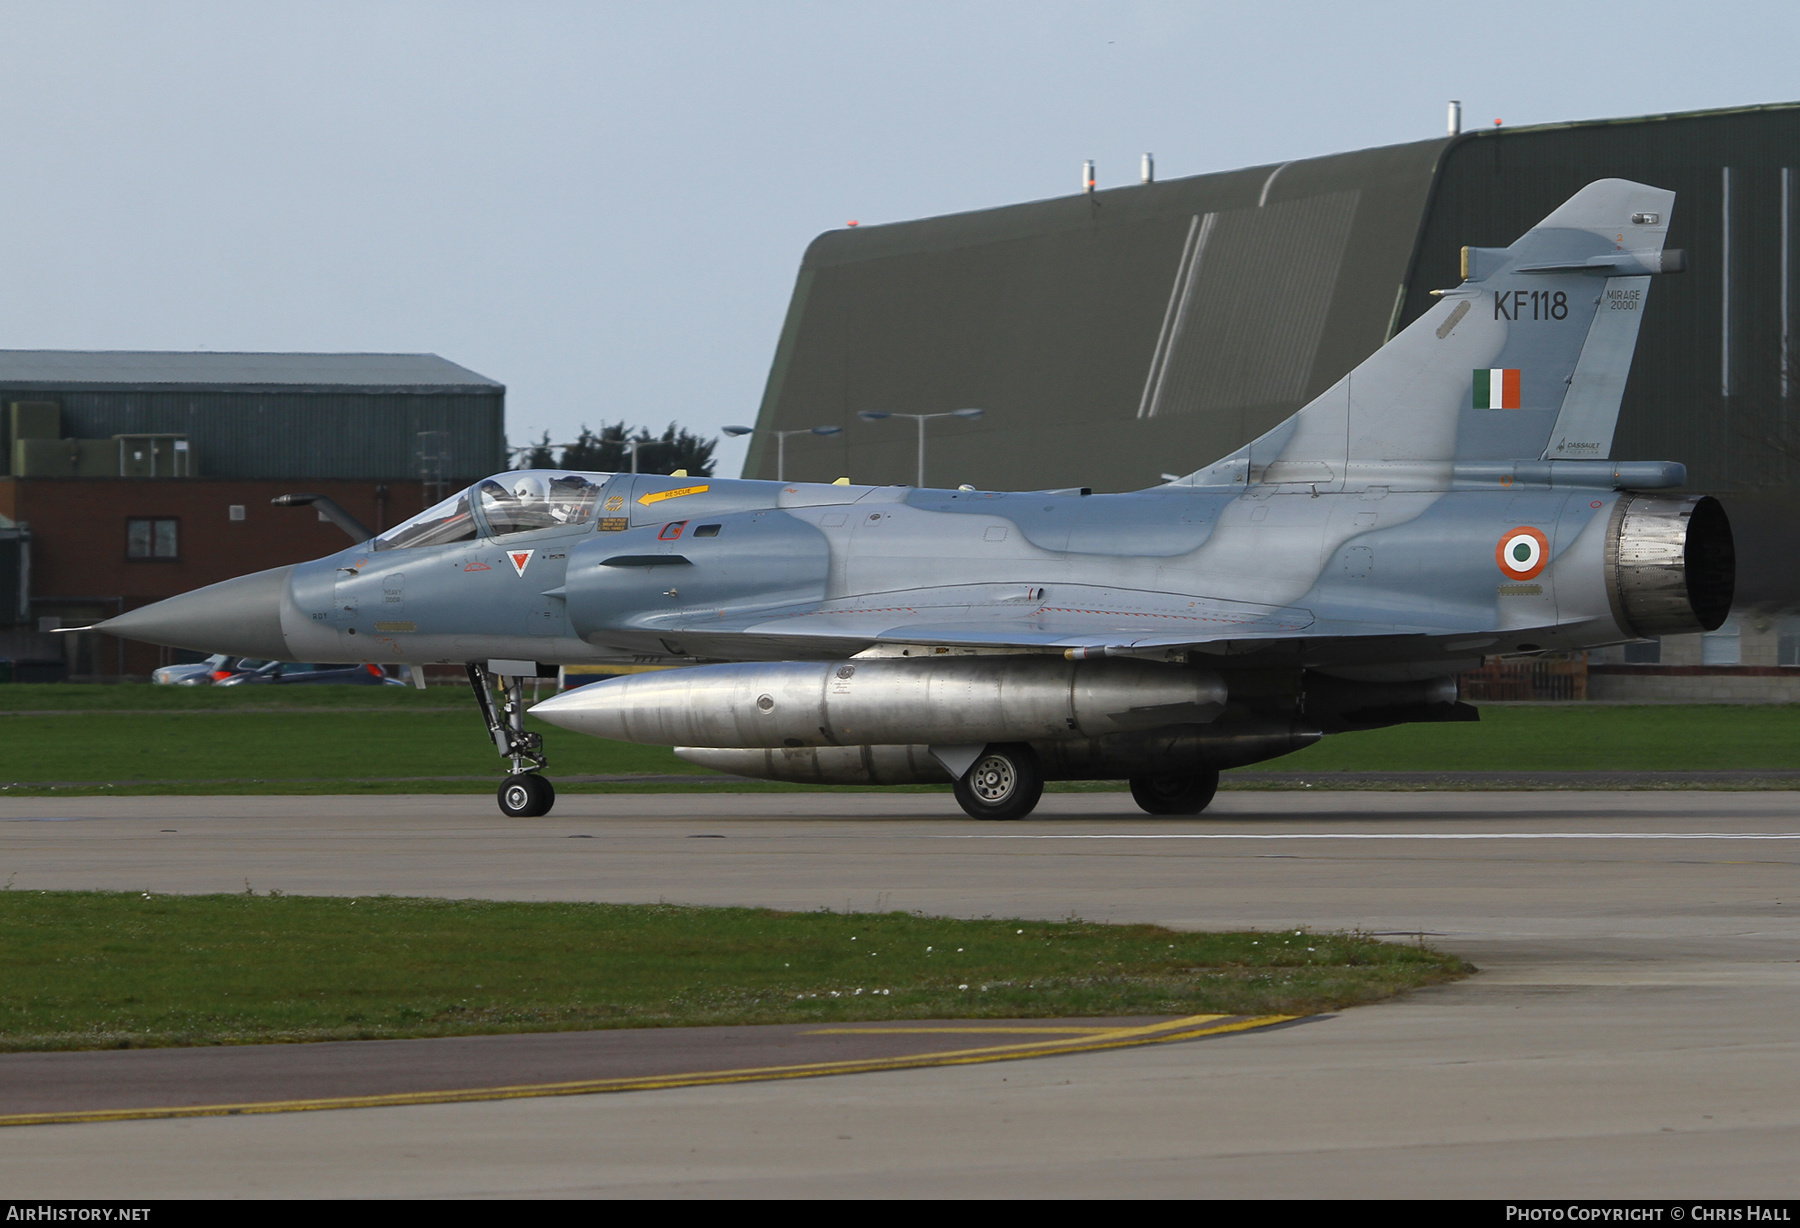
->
[0,351,506,482]
[748,101,1800,498]
[0,350,501,395]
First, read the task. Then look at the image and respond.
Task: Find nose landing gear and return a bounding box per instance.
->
[498,772,556,818]
[467,663,555,817]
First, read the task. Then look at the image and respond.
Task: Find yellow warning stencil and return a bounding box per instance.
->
[637,484,710,505]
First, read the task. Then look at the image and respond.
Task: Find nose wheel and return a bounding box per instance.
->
[467,663,556,817]
[498,773,556,818]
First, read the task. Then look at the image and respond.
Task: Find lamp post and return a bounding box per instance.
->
[504,441,578,468]
[855,407,984,488]
[622,437,698,474]
[622,438,654,474]
[722,423,841,482]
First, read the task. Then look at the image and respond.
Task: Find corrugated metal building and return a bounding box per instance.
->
[0,351,504,481]
[748,102,1800,511]
[746,102,1800,697]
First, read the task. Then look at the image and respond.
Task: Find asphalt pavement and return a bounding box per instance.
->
[1,789,1796,1198]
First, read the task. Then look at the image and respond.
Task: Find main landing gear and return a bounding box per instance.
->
[1128,768,1220,815]
[948,745,1222,820]
[952,743,1045,821]
[467,663,555,817]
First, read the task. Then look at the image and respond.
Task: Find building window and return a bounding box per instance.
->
[228,504,246,521]
[127,517,179,560]
[1780,635,1800,667]
[1701,620,1741,666]
[1623,639,1661,664]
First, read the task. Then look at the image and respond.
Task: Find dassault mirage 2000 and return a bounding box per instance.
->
[99,179,1733,820]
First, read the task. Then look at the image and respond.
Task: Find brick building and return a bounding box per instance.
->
[0,352,504,679]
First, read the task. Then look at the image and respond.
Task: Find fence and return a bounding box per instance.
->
[1458,655,1588,702]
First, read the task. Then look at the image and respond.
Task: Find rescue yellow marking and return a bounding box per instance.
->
[637,484,710,506]
[0,1013,1294,1127]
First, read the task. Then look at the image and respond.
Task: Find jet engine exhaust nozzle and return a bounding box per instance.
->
[1606,494,1735,638]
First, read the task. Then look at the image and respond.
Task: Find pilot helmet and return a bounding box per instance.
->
[509,473,549,505]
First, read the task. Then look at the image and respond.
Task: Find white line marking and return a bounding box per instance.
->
[941,832,1800,841]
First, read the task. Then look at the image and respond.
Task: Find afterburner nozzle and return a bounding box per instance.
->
[95,565,295,660]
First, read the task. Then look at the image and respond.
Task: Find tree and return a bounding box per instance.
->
[516,420,718,476]
[512,430,558,470]
[556,423,632,472]
[639,421,718,476]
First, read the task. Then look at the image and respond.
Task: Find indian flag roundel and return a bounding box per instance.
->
[1474,368,1522,409]
[1495,526,1548,581]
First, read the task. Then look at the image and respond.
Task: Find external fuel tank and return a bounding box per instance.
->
[529,655,1229,749]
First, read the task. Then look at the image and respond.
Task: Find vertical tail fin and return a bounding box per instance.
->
[1178,178,1680,488]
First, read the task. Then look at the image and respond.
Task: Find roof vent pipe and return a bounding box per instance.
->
[1082,160,1096,194]
[1141,153,1154,184]
[1447,100,1462,136]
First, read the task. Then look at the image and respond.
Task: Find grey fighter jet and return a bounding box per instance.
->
[100,179,1733,820]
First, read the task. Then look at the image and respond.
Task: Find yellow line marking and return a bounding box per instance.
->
[0,1014,1295,1129]
[636,484,710,505]
[803,1026,1131,1035]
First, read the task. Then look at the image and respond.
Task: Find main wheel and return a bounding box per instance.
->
[1129,768,1220,816]
[497,773,556,818]
[952,744,1044,821]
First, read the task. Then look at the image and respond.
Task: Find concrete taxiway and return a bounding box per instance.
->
[2,789,1798,1197]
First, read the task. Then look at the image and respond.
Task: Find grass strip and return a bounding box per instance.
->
[0,682,478,712]
[1271,703,1800,773]
[0,711,701,786]
[4,689,1799,795]
[0,892,1467,1051]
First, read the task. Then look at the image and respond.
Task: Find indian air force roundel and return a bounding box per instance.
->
[1495,526,1548,580]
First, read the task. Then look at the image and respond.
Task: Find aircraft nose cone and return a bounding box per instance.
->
[96,565,295,660]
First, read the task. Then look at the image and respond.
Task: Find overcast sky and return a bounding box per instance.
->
[0,0,1794,477]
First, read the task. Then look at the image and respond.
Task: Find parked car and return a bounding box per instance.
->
[152,654,269,686]
[214,661,405,687]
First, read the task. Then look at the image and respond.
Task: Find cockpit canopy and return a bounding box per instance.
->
[371,471,612,551]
